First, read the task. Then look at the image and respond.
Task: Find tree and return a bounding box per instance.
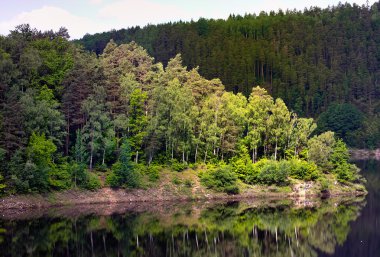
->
[308,131,336,170]
[317,103,364,145]
[81,86,115,169]
[128,88,148,162]
[108,138,138,188]
[268,98,291,160]
[62,49,101,155]
[246,86,273,162]
[20,86,65,147]
[9,133,57,192]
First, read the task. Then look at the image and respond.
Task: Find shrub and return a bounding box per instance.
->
[230,158,252,180]
[48,163,71,190]
[0,175,6,195]
[145,164,160,182]
[85,172,101,190]
[184,179,193,187]
[257,160,289,186]
[172,176,182,185]
[70,162,88,188]
[170,159,188,172]
[107,139,140,188]
[288,159,320,181]
[225,185,240,195]
[334,163,356,183]
[319,177,330,191]
[200,165,240,194]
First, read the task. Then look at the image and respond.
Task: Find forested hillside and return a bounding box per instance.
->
[0,25,362,194]
[78,2,380,148]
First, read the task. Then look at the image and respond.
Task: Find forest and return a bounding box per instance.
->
[78,2,380,148]
[0,23,363,194]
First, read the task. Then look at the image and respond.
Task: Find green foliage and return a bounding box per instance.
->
[239,158,318,185]
[184,179,193,187]
[8,133,58,193]
[0,175,6,195]
[48,162,71,190]
[84,172,101,191]
[27,132,57,167]
[308,131,336,171]
[200,165,240,194]
[317,104,363,145]
[287,159,320,181]
[0,23,366,194]
[107,139,140,188]
[319,177,330,191]
[171,176,182,185]
[169,159,188,172]
[69,162,88,188]
[255,159,289,186]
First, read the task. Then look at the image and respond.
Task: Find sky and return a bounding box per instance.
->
[0,0,377,39]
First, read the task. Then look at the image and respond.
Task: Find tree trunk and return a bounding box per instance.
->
[135,150,139,163]
[89,130,94,170]
[274,136,278,161]
[148,152,153,165]
[204,145,208,163]
[102,149,105,165]
[65,118,70,156]
[195,143,198,163]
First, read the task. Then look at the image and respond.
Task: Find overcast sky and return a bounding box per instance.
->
[0,0,376,39]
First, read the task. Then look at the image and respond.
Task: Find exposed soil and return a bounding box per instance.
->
[0,169,366,218]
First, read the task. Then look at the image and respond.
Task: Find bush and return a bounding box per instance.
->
[319,177,330,191]
[200,165,240,194]
[70,162,88,188]
[230,158,253,181]
[170,159,188,172]
[0,175,6,195]
[225,185,240,195]
[172,176,182,185]
[85,172,101,190]
[334,163,356,183]
[257,160,289,186]
[145,164,160,182]
[48,163,71,190]
[287,159,320,181]
[184,179,193,187]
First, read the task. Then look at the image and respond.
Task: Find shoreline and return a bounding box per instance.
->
[0,185,366,214]
[0,167,367,215]
[350,148,380,160]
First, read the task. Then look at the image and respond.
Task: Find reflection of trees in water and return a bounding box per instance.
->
[0,200,364,257]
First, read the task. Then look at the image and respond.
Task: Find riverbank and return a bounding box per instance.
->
[0,169,366,214]
[350,148,380,160]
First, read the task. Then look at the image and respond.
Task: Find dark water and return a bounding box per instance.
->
[0,161,379,257]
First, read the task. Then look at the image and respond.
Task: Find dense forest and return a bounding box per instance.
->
[78,2,380,148]
[0,23,362,194]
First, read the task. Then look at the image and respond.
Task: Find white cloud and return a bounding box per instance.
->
[89,0,103,5]
[0,6,108,39]
[98,0,192,27]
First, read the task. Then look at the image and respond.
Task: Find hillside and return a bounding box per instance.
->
[77,2,380,147]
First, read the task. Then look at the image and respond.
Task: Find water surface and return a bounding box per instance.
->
[1,160,379,257]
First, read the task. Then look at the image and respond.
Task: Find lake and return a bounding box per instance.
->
[0,160,379,257]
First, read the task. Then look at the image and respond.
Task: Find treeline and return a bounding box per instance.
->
[0,25,361,194]
[78,2,380,147]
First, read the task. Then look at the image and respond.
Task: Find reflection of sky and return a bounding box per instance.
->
[0,0,377,39]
